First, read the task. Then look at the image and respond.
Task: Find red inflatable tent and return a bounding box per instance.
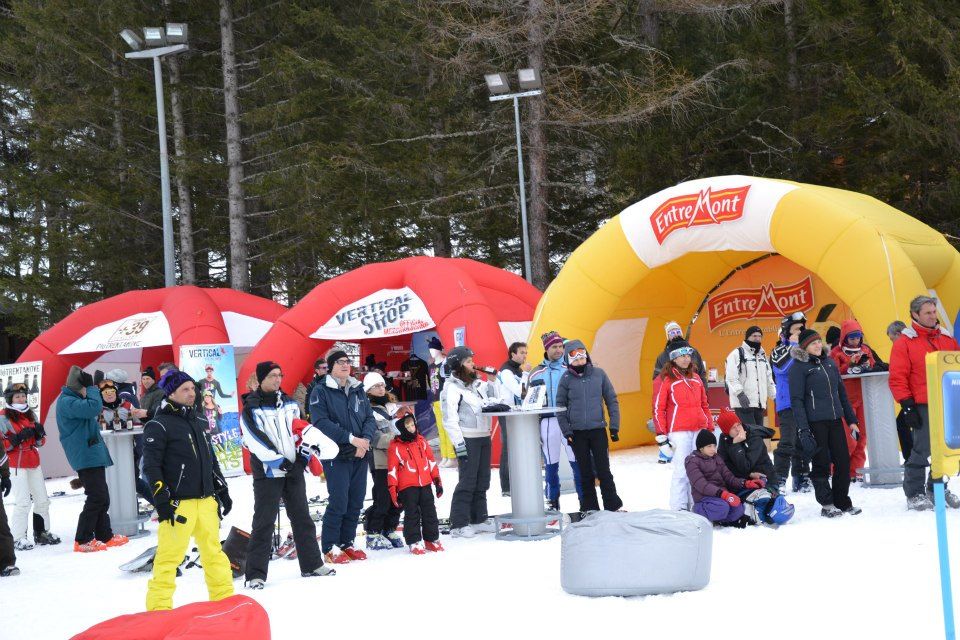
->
[238,257,542,463]
[16,286,286,476]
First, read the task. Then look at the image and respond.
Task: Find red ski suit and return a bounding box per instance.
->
[830,320,877,478]
[386,434,439,506]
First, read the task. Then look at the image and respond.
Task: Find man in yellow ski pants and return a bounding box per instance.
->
[142,370,234,610]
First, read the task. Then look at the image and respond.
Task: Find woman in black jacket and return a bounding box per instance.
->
[788,329,861,518]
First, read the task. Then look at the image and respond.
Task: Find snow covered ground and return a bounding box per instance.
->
[6,447,958,639]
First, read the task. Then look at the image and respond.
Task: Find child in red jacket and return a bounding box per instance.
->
[387,414,444,555]
[1,383,59,550]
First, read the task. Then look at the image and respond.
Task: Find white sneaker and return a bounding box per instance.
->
[472,520,497,534]
[14,538,34,551]
[439,458,458,469]
[449,525,476,538]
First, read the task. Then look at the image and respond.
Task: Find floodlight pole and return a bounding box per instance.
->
[490,89,542,284]
[126,43,188,287]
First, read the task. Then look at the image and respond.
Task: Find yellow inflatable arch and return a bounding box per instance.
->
[529,176,960,449]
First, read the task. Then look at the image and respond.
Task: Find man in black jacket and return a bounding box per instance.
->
[716,407,779,488]
[303,358,328,420]
[310,349,377,563]
[142,370,234,611]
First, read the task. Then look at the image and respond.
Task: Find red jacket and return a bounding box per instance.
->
[654,370,710,435]
[1,409,44,469]
[889,321,959,404]
[387,434,439,504]
[830,319,878,406]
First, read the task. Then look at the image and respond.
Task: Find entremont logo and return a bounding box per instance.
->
[650,185,751,244]
[707,277,814,330]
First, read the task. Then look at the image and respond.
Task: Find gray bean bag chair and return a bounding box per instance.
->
[561,509,712,597]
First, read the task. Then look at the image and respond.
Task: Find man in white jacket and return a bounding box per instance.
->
[724,326,777,426]
[496,342,530,496]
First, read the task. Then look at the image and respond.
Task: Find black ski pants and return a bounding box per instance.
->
[246,462,323,581]
[400,486,439,545]
[76,467,113,544]
[773,409,810,481]
[449,436,491,528]
[809,419,852,510]
[570,428,623,512]
[0,497,15,569]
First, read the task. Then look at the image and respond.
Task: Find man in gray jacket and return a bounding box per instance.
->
[556,340,623,513]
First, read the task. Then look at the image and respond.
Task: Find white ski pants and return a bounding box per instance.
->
[10,466,51,540]
[669,431,697,511]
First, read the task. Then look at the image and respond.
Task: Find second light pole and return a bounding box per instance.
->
[485,69,543,284]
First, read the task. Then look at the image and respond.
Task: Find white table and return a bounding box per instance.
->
[841,371,903,487]
[102,428,149,537]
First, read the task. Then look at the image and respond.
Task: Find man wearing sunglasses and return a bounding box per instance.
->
[771,312,812,493]
[556,340,623,514]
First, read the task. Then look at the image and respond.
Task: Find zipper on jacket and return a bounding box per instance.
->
[810,389,816,410]
[174,463,185,492]
[823,362,839,418]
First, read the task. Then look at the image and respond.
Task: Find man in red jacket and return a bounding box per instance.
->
[889,295,960,510]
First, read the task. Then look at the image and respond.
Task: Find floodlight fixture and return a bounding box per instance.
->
[143,27,167,47]
[517,68,542,91]
[484,72,511,95]
[119,29,144,51]
[165,23,188,44]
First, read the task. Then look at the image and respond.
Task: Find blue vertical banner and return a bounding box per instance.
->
[179,343,244,477]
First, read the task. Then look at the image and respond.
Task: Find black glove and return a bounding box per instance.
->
[737,392,750,408]
[278,458,295,472]
[482,403,511,413]
[155,500,177,526]
[6,430,23,446]
[433,478,444,498]
[901,399,922,431]
[0,475,10,498]
[610,429,620,443]
[216,492,233,518]
[34,424,45,440]
[78,371,94,388]
[93,370,105,386]
[798,428,817,458]
[18,427,37,442]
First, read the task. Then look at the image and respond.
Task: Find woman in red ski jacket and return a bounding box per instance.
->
[0,383,59,549]
[387,414,444,555]
[654,346,711,511]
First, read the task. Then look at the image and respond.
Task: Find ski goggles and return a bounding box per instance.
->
[568,348,588,361]
[785,311,807,323]
[666,327,684,339]
[669,346,695,360]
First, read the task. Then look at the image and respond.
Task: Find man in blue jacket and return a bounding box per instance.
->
[528,331,582,512]
[770,313,811,493]
[310,349,377,564]
[57,365,128,552]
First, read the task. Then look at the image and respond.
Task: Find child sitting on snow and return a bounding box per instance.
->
[685,429,762,528]
[387,413,445,555]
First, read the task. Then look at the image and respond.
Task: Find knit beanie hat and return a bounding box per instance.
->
[695,429,717,450]
[159,370,195,397]
[256,361,281,384]
[363,372,386,392]
[428,336,443,351]
[326,349,349,371]
[798,328,822,350]
[141,366,157,382]
[66,365,86,394]
[717,408,740,436]
[541,331,563,350]
[745,325,763,340]
[664,321,683,338]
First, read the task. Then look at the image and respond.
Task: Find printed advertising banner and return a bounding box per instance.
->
[311,287,435,340]
[0,361,42,413]
[60,311,172,354]
[179,344,244,477]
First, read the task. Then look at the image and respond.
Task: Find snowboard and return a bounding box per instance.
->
[120,546,158,572]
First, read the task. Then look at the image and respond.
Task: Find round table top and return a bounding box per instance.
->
[482,406,566,417]
[841,370,890,380]
[100,427,144,437]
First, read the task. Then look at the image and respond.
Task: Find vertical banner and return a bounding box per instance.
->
[453,326,466,347]
[0,361,42,414]
[179,344,244,477]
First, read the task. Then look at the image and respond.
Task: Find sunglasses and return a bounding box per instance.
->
[334,359,351,366]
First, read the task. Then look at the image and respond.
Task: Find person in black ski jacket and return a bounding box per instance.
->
[788,329,861,518]
[716,407,778,487]
[303,358,328,421]
[556,339,623,513]
[142,370,234,610]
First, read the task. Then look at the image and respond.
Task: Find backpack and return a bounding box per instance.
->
[723,347,747,396]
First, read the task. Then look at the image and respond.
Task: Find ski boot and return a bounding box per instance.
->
[302,565,336,577]
[792,474,812,493]
[927,487,960,509]
[821,505,842,518]
[341,546,367,561]
[424,540,445,552]
[365,534,393,551]
[908,494,935,511]
[409,542,426,555]
[34,530,60,546]
[14,538,34,551]
[0,565,19,577]
[385,531,405,548]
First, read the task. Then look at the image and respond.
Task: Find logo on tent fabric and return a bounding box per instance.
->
[311,287,436,340]
[650,185,751,244]
[707,276,814,330]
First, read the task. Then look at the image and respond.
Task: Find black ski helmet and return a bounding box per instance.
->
[780,311,807,336]
[445,346,474,374]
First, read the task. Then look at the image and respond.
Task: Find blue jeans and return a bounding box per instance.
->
[320,457,368,552]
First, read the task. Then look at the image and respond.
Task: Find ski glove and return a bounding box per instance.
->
[737,392,750,408]
[901,399,922,431]
[798,428,817,458]
[434,478,443,498]
[744,478,765,490]
[655,434,674,459]
[77,371,94,388]
[214,475,232,518]
[610,429,620,443]
[720,490,741,507]
[278,458,295,472]
[454,442,468,462]
[0,475,9,498]
[155,501,177,527]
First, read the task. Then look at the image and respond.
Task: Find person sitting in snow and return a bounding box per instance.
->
[387,412,444,555]
[685,429,761,528]
[716,407,778,490]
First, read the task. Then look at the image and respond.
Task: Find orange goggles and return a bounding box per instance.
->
[568,349,588,361]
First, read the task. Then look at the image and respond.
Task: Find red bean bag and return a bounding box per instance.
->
[70,595,269,640]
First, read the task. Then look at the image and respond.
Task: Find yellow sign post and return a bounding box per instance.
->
[926,351,960,640]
